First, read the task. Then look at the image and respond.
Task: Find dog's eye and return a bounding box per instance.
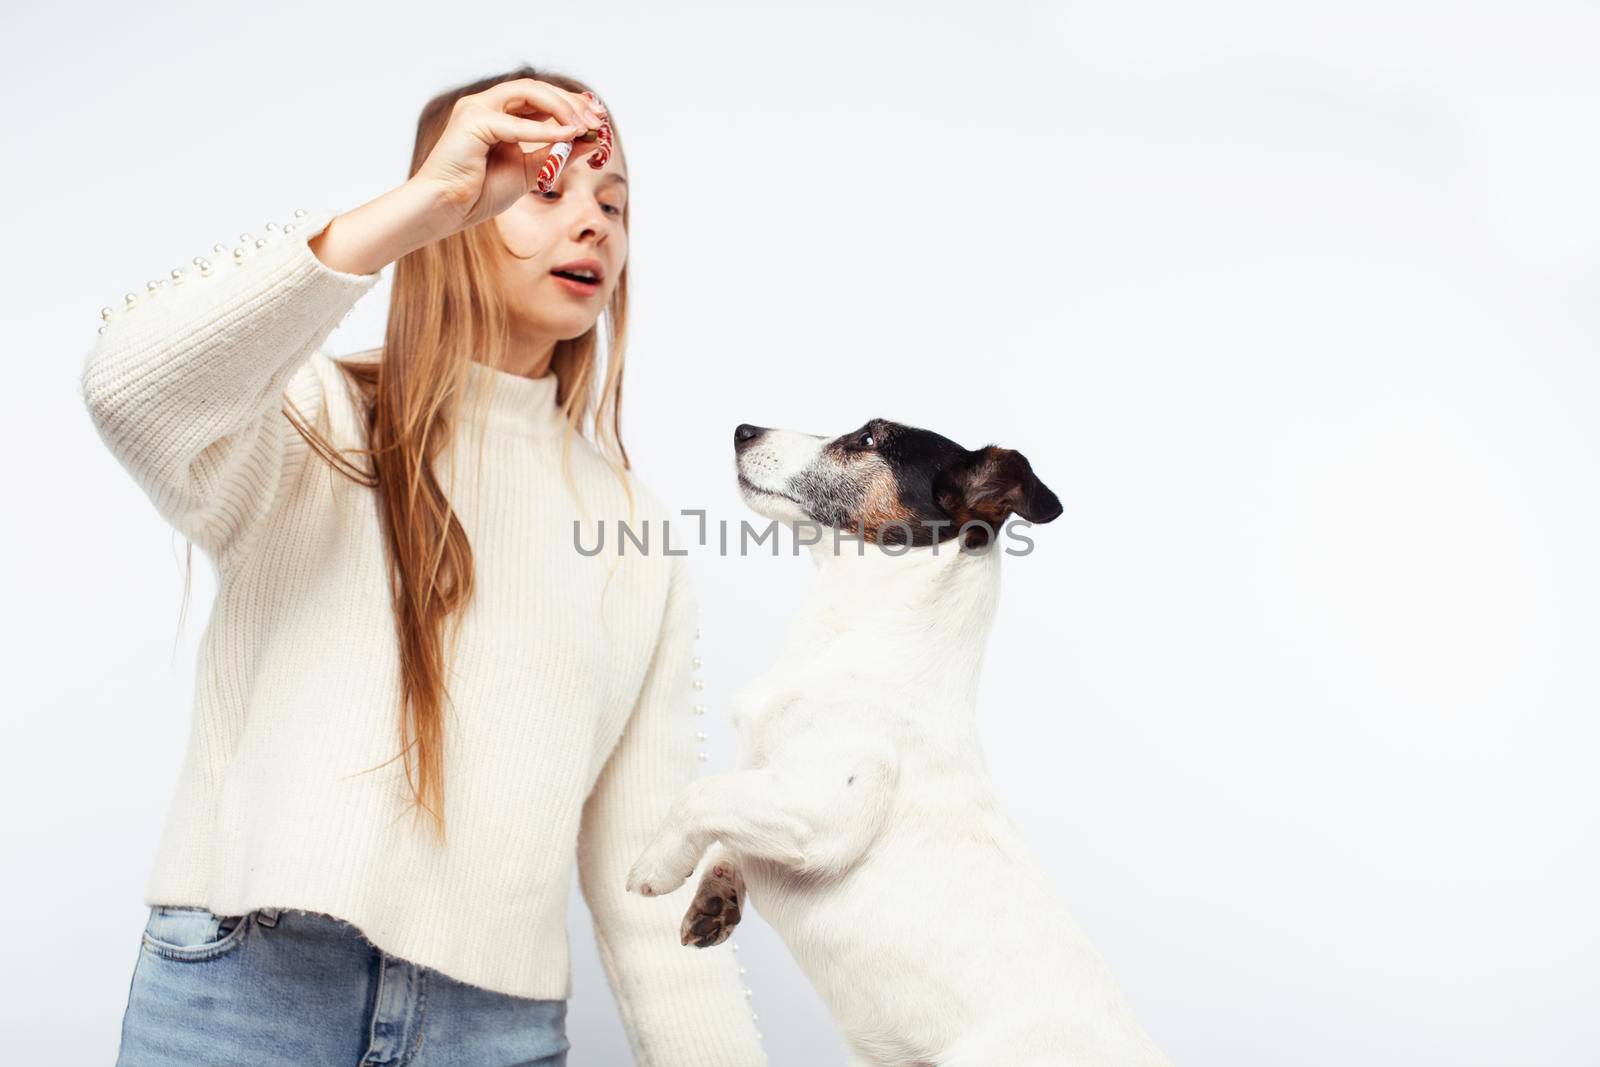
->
[858,431,875,449]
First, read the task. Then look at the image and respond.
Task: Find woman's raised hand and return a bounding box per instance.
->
[412,78,607,235]
[412,78,604,235]
[306,79,607,278]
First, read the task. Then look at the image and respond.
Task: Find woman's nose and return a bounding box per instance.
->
[571,206,609,241]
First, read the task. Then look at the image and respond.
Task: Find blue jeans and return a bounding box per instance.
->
[116,906,569,1066]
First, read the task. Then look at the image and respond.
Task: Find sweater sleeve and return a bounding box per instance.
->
[576,554,767,1067]
[78,207,382,569]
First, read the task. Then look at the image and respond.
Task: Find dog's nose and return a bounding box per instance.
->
[734,423,766,449]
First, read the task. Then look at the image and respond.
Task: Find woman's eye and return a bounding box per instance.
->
[538,190,621,217]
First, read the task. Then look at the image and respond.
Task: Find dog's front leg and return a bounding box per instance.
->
[624,771,776,898]
[626,753,898,898]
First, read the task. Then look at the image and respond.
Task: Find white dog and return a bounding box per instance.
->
[627,418,1172,1067]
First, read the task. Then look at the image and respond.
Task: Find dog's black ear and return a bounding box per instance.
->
[934,446,1062,545]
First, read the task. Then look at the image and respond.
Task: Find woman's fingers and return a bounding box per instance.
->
[411,77,608,231]
[472,112,583,194]
[478,111,582,151]
[480,77,602,130]
[479,77,581,126]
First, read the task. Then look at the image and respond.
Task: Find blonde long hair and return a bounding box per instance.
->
[276,64,632,839]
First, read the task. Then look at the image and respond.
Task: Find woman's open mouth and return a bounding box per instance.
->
[551,261,604,298]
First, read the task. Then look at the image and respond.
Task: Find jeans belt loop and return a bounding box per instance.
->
[256,908,281,928]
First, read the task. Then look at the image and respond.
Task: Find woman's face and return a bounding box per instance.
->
[492,137,628,341]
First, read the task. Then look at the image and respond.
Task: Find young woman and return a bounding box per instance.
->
[81,66,764,1066]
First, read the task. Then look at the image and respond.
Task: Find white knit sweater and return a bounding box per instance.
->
[79,208,764,1065]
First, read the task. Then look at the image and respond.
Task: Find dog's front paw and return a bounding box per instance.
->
[680,859,745,948]
[625,833,698,898]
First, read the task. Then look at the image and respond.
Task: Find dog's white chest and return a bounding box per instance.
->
[728,673,792,756]
[728,655,839,763]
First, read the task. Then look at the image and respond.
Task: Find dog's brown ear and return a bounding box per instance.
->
[934,446,1062,545]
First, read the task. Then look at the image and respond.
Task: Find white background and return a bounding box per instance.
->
[5,1,1598,1064]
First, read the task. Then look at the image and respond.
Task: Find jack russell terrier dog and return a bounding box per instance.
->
[626,418,1171,1067]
